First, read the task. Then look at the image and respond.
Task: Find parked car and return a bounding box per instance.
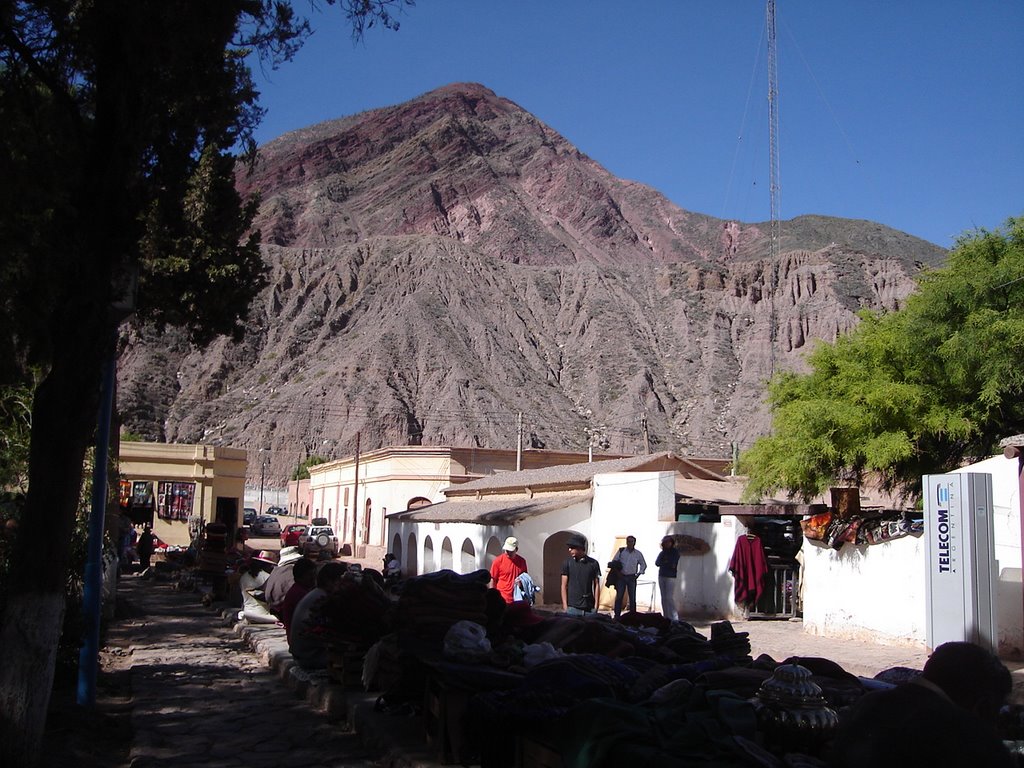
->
[281,523,307,547]
[250,515,281,537]
[266,505,287,517]
[243,508,257,526]
[300,525,339,557]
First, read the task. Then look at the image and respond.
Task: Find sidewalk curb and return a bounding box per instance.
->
[224,613,445,768]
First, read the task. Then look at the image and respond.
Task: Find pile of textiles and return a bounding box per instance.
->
[318,572,393,649]
[468,654,737,768]
[392,569,493,643]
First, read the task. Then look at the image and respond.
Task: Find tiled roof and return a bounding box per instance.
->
[388,491,593,524]
[444,451,722,495]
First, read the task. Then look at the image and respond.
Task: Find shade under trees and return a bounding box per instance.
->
[740,216,1024,503]
[0,2,410,764]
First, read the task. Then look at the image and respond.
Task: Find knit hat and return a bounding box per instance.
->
[566,533,587,550]
[502,536,519,551]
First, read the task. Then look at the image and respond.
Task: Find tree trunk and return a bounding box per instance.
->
[0,593,68,765]
[0,310,109,766]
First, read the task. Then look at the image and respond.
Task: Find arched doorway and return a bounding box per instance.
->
[484,535,502,572]
[423,536,435,573]
[440,536,454,570]
[391,533,403,565]
[406,532,418,576]
[542,530,585,606]
[362,498,372,545]
[460,539,476,573]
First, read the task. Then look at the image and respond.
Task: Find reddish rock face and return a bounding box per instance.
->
[122,83,946,481]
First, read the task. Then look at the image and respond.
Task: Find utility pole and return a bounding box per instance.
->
[516,411,523,471]
[767,0,781,376]
[641,412,651,454]
[258,449,267,514]
[351,432,360,551]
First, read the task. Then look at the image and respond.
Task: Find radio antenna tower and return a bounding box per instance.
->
[766,0,781,375]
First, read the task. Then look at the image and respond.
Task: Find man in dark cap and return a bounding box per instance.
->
[560,533,601,616]
[830,641,1014,767]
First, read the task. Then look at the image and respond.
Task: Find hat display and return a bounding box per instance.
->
[566,533,588,550]
[278,546,303,565]
[710,620,752,658]
[502,536,519,551]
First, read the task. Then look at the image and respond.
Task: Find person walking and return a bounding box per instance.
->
[489,536,528,603]
[612,535,647,619]
[560,533,601,616]
[655,535,680,620]
[137,525,155,571]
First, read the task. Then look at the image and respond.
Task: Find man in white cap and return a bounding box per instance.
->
[489,536,528,603]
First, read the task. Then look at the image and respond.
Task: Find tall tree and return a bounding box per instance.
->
[740,216,1024,503]
[0,2,410,763]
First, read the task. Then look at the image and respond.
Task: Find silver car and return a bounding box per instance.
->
[250,515,281,537]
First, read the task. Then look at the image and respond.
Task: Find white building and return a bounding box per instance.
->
[387,452,815,614]
[304,445,728,562]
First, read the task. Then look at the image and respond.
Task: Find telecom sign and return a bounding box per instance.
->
[922,473,996,652]
[931,483,958,575]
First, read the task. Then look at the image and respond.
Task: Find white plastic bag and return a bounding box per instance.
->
[443,620,492,660]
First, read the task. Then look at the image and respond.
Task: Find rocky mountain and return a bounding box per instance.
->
[116,83,947,483]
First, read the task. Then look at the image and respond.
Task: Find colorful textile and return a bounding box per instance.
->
[728,535,768,608]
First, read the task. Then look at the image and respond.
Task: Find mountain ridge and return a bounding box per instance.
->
[119,83,946,482]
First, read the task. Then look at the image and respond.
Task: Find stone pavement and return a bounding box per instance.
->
[108,574,435,768]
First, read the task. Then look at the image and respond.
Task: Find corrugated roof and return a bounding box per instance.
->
[443,451,723,496]
[675,476,750,504]
[389,490,593,524]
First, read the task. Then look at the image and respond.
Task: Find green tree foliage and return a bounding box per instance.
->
[292,455,329,481]
[741,217,1024,503]
[0,382,33,493]
[0,2,411,763]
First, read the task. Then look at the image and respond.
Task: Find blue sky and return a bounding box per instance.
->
[249,1,1023,249]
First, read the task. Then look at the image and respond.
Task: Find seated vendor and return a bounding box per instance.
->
[235,552,278,624]
[288,562,346,669]
[830,641,1013,768]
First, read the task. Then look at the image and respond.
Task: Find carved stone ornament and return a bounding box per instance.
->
[750,663,838,753]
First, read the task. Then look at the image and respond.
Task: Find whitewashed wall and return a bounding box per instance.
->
[672,516,746,617]
[955,458,1022,657]
[801,535,928,647]
[798,457,1022,657]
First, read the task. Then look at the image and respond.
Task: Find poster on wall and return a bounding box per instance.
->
[157,481,195,521]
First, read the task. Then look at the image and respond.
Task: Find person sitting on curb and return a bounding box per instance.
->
[235,552,278,624]
[280,557,317,643]
[263,545,305,614]
[830,640,1014,768]
[289,562,347,670]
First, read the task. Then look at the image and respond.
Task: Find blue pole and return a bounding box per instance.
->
[77,346,117,706]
